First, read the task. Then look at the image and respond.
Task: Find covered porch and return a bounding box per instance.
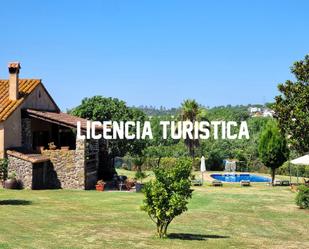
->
[7,109,110,190]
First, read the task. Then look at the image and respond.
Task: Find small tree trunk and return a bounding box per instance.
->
[271,168,276,186]
[157,156,162,167]
[163,221,171,237]
[156,220,166,238]
[159,223,164,238]
[156,221,161,238]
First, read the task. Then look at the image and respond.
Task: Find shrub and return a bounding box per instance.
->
[192,157,201,171]
[295,185,309,209]
[141,158,193,238]
[135,171,147,183]
[277,162,309,178]
[0,159,8,180]
[206,150,224,171]
[159,157,178,169]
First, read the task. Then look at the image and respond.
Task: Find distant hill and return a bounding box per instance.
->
[134,104,268,120]
[134,105,180,116]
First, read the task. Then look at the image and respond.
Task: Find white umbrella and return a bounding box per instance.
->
[290,155,309,184]
[290,155,309,165]
[200,156,206,172]
[200,156,206,184]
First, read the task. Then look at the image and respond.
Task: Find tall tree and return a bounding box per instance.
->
[70,96,147,159]
[258,120,289,185]
[274,54,309,154]
[180,99,201,158]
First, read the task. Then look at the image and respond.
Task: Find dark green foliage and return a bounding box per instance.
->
[274,55,309,154]
[135,171,147,183]
[206,105,250,122]
[206,149,224,171]
[295,185,309,209]
[70,96,147,157]
[277,162,309,178]
[136,105,180,116]
[258,120,289,184]
[132,156,145,169]
[180,99,201,158]
[141,103,271,172]
[0,159,8,180]
[141,158,193,238]
[70,95,282,174]
[133,156,147,183]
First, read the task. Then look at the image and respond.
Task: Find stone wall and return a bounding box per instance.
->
[42,139,86,189]
[7,155,33,189]
[8,135,104,190]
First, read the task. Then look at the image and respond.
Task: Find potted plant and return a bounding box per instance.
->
[96,180,105,191]
[125,178,136,190]
[135,170,147,192]
[132,156,146,192]
[48,142,57,150]
[4,172,18,189]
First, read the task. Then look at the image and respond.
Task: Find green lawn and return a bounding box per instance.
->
[0,185,308,249]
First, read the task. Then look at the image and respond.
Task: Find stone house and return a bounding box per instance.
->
[0,62,110,190]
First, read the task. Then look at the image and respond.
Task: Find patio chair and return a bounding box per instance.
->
[212,180,223,187]
[274,179,282,186]
[281,180,290,186]
[191,179,203,186]
[240,180,251,187]
[117,175,128,191]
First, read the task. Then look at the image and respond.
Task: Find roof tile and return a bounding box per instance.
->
[0,79,41,121]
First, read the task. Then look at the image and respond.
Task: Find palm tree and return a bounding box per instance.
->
[180,99,201,158]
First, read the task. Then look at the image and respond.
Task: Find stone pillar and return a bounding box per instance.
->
[21,118,32,150]
[74,138,86,189]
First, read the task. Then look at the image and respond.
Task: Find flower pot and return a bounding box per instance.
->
[4,178,18,189]
[135,183,145,192]
[96,184,105,191]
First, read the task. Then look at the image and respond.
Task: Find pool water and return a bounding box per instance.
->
[211,173,271,182]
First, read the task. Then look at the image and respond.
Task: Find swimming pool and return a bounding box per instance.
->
[211,173,271,182]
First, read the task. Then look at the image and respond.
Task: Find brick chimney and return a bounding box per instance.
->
[8,62,21,100]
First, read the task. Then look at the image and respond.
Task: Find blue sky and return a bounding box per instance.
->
[1,0,309,110]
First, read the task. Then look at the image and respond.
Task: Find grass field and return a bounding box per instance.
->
[0,184,308,249]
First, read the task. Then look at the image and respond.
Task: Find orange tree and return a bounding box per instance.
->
[141,158,193,238]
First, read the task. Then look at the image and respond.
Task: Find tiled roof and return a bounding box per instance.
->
[7,150,50,163]
[26,109,95,131]
[0,79,41,121]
